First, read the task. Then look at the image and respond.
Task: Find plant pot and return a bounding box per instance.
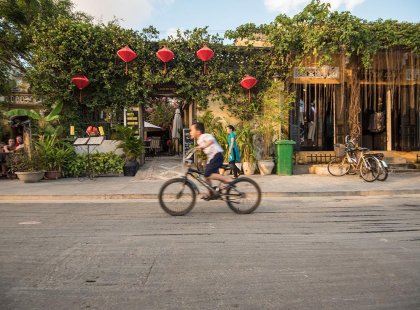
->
[45,170,61,180]
[123,160,139,176]
[258,160,275,176]
[242,162,256,176]
[15,171,45,183]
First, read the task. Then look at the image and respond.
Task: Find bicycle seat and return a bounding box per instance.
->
[368,152,384,158]
[357,147,369,151]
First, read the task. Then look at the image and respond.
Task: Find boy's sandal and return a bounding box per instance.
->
[218,183,236,191]
[201,192,220,201]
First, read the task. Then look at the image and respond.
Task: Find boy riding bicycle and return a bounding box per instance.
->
[189,122,233,200]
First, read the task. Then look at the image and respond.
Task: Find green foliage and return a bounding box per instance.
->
[63,152,124,177]
[112,125,144,161]
[236,123,256,164]
[0,0,77,93]
[7,151,45,172]
[254,80,295,159]
[145,97,176,129]
[35,135,75,171]
[261,0,420,72]
[5,100,63,137]
[90,152,124,175]
[2,0,418,135]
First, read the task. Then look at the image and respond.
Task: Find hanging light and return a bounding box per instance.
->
[196,45,214,75]
[240,75,257,103]
[71,75,90,103]
[117,45,137,75]
[156,46,174,77]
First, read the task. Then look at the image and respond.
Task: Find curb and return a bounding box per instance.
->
[0,189,419,201]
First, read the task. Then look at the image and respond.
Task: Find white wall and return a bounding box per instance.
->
[74,140,124,155]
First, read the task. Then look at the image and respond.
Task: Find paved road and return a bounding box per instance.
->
[1,196,420,310]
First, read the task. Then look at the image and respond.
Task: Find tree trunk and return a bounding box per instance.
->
[349,67,361,141]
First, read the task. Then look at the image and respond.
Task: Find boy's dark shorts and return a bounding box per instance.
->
[204,152,223,177]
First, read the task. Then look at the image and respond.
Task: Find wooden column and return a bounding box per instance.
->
[188,104,193,127]
[138,104,145,165]
[386,89,392,151]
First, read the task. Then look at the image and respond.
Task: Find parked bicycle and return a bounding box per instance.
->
[328,136,382,182]
[368,152,389,181]
[158,149,262,216]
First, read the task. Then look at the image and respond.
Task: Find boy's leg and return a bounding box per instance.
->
[208,173,232,184]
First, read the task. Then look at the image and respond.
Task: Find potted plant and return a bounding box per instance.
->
[7,151,45,183]
[236,123,256,175]
[255,80,294,175]
[113,125,144,176]
[36,136,74,179]
[255,125,276,175]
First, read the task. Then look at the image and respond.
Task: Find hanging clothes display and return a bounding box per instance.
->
[307,102,316,140]
[368,111,385,133]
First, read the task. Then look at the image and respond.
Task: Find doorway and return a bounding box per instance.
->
[292,84,335,151]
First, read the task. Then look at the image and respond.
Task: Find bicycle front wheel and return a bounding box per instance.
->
[158,178,196,216]
[328,157,350,176]
[226,177,262,214]
[360,157,380,182]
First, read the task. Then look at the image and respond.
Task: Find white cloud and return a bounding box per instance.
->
[264,0,365,14]
[72,0,174,29]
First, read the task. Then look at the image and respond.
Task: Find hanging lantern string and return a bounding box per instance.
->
[125,63,128,75]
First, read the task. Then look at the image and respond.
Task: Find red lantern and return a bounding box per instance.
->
[117,45,137,75]
[71,75,90,103]
[196,45,214,75]
[86,126,98,136]
[240,75,257,103]
[156,46,174,76]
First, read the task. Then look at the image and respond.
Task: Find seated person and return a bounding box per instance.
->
[1,138,16,177]
[15,136,25,152]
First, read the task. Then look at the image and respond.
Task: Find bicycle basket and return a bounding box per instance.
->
[334,144,346,158]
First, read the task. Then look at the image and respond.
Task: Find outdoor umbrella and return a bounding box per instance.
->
[144,121,162,132]
[171,109,183,154]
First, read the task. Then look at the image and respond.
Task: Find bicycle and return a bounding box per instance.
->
[327,136,381,182]
[158,149,262,216]
[367,152,389,181]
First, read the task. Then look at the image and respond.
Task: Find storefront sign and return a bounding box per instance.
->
[124,108,139,135]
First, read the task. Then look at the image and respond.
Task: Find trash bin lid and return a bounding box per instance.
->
[275,140,296,145]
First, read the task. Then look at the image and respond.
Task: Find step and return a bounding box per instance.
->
[384,157,407,164]
[388,163,417,170]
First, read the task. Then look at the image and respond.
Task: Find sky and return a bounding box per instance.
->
[71,0,420,37]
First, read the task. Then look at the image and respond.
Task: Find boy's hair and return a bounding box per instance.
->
[227,125,235,131]
[192,122,205,133]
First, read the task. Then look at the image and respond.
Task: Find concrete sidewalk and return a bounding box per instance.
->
[0,172,419,201]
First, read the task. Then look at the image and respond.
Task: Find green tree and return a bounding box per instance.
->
[0,0,77,94]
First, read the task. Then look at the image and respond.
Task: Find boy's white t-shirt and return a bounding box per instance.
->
[197,133,223,162]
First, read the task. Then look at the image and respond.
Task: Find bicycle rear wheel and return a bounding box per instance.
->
[360,156,380,182]
[225,177,261,214]
[328,157,350,176]
[158,178,196,216]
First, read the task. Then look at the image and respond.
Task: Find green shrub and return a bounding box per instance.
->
[7,151,46,173]
[63,152,124,177]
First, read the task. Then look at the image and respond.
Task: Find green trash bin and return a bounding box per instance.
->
[275,140,296,175]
